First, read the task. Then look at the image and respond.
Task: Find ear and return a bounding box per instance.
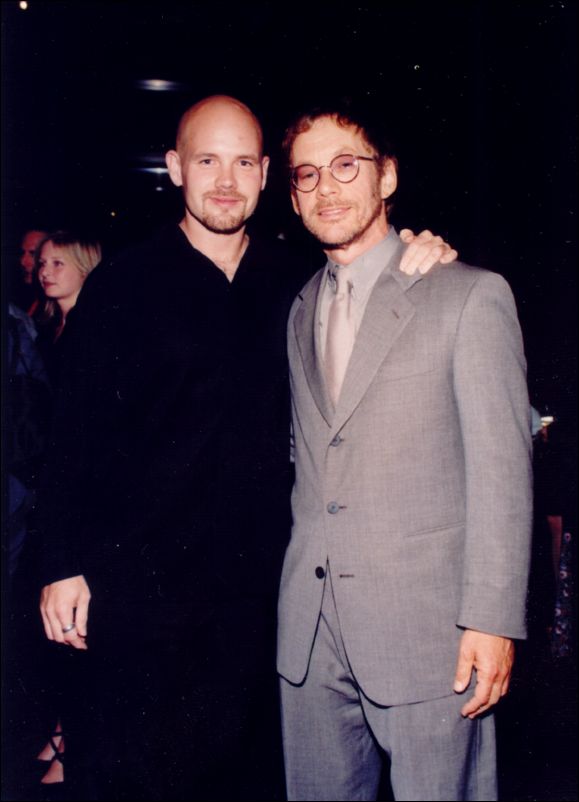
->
[166,150,183,187]
[380,159,397,201]
[260,156,270,190]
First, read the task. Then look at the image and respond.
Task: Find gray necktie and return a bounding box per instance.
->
[325,267,355,407]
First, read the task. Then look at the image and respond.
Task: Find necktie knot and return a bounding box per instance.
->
[332,267,352,298]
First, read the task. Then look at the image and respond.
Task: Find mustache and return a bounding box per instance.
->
[204,191,246,201]
[314,202,350,212]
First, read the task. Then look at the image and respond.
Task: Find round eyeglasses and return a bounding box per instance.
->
[290,154,377,193]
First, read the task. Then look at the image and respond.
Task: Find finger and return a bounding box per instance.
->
[453,654,474,693]
[418,244,454,272]
[404,236,444,275]
[74,597,90,639]
[52,602,78,645]
[460,675,493,718]
[438,247,458,265]
[39,591,55,641]
[418,242,458,272]
[43,602,67,643]
[463,685,503,719]
[64,630,89,651]
[40,607,55,640]
[400,243,438,275]
[399,228,415,243]
[500,672,511,697]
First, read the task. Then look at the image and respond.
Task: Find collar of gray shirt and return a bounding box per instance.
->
[320,228,399,341]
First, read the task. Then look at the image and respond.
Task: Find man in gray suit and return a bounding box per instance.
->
[277,103,533,801]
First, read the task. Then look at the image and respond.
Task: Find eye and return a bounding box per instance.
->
[296,166,317,180]
[198,158,216,166]
[238,159,255,168]
[333,155,356,171]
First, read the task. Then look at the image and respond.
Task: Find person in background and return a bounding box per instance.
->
[35,231,102,382]
[277,101,532,801]
[6,233,103,793]
[10,229,47,315]
[530,410,575,661]
[34,232,102,787]
[36,95,456,801]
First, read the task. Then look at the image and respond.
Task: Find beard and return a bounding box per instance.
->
[188,193,250,235]
[200,210,247,234]
[304,191,385,251]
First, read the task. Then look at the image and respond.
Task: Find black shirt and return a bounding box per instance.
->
[38,225,309,609]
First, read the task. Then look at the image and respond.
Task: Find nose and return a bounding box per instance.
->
[215,163,236,189]
[316,165,339,197]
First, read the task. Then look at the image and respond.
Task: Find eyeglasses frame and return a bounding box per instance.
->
[290,154,377,193]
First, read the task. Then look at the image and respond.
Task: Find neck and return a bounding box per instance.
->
[57,297,76,319]
[324,217,389,267]
[179,216,249,282]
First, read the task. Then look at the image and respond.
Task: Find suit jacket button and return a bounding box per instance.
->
[327,501,340,514]
[315,566,325,579]
[330,435,342,447]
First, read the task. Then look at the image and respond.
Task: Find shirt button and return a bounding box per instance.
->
[330,435,342,447]
[327,501,340,514]
[315,566,325,579]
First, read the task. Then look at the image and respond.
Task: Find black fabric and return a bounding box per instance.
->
[35,224,311,799]
[5,313,52,487]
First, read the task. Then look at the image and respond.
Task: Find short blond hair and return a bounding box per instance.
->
[36,231,102,320]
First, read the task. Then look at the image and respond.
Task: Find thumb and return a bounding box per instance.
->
[454,651,474,693]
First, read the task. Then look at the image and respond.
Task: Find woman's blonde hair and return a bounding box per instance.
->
[36,231,102,320]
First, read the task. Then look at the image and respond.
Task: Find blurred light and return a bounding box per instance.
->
[110,211,117,217]
[133,167,168,175]
[541,415,554,427]
[19,1,29,9]
[135,79,185,92]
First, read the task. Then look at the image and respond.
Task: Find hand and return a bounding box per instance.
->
[399,228,458,275]
[453,629,514,718]
[40,575,91,650]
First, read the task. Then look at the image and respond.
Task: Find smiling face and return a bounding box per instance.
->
[289,115,397,264]
[38,242,85,309]
[166,97,269,236]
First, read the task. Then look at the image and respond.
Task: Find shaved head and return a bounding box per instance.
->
[176,95,264,157]
[166,95,269,238]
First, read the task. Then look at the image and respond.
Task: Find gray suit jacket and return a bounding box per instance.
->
[277,232,533,706]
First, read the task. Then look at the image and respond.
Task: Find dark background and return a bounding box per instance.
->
[2,0,577,430]
[1,2,577,800]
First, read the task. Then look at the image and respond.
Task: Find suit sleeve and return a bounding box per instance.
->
[453,271,533,639]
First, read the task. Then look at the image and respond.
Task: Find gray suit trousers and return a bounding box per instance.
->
[280,569,497,801]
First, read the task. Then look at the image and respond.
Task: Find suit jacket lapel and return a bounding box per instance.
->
[293,271,334,426]
[333,246,420,432]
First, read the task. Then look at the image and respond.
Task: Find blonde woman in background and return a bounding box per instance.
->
[35,232,102,381]
[32,232,101,786]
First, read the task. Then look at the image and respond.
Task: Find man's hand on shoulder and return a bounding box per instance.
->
[40,575,91,650]
[399,228,458,275]
[453,629,515,718]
